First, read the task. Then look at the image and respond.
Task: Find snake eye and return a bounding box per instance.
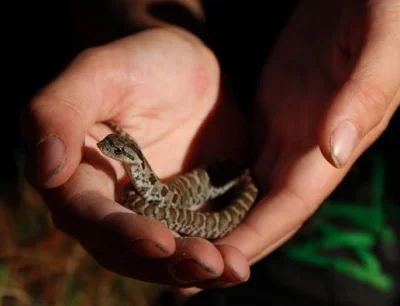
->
[114,148,123,155]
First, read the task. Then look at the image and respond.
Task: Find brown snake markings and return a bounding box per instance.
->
[96,121,258,239]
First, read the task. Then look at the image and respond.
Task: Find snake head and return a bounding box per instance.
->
[97,134,144,166]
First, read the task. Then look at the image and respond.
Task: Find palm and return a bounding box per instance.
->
[219,1,365,262]
[253,19,340,198]
[253,1,359,201]
[73,30,249,204]
[85,89,248,204]
[28,28,253,287]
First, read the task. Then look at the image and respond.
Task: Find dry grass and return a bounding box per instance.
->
[0,156,166,306]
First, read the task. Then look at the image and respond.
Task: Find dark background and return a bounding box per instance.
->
[3,0,398,193]
[1,2,399,305]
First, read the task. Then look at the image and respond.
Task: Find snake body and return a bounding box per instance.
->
[97,122,258,239]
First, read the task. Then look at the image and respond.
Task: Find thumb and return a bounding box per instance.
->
[21,28,220,189]
[319,24,400,169]
[20,48,110,189]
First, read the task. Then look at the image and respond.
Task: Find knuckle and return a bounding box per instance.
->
[285,187,320,221]
[75,45,113,65]
[352,80,389,129]
[73,45,121,78]
[30,90,85,125]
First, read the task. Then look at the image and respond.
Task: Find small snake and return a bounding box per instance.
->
[97,121,258,239]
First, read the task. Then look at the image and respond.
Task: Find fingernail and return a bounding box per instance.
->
[329,120,360,168]
[226,263,250,284]
[130,238,171,257]
[171,258,219,283]
[36,136,66,183]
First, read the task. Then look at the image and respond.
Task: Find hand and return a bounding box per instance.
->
[217,0,400,264]
[20,27,251,288]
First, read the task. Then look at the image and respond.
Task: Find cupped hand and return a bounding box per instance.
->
[217,0,400,265]
[20,27,251,288]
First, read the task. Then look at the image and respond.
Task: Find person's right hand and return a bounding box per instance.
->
[20,27,251,288]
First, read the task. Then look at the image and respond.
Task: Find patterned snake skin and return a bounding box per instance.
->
[97,122,258,239]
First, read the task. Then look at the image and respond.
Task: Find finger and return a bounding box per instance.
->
[50,192,176,259]
[247,225,301,264]
[219,146,348,262]
[319,15,400,168]
[166,237,224,286]
[197,244,250,288]
[20,47,112,189]
[213,244,250,285]
[176,243,250,295]
[81,236,225,286]
[47,161,227,284]
[78,237,176,283]
[20,27,219,189]
[47,162,176,259]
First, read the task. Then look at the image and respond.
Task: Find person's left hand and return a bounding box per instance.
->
[215,0,400,272]
[20,27,252,290]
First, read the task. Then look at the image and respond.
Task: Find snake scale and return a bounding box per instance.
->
[97,121,258,239]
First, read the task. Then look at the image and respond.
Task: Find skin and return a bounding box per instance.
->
[20,0,399,295]
[22,27,251,288]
